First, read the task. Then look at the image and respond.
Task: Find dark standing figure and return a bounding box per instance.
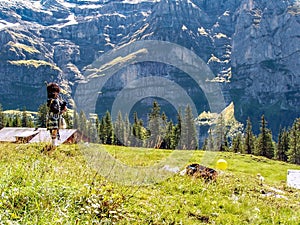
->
[46,82,67,147]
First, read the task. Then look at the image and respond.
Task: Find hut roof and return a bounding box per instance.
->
[29,128,77,144]
[0,127,78,144]
[0,127,39,142]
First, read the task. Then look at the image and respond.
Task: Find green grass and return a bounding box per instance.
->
[0,143,299,224]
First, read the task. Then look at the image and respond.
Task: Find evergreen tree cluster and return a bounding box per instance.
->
[0,104,34,129]
[70,101,198,150]
[202,114,300,165]
[1,101,300,165]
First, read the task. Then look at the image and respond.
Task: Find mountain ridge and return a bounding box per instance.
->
[0,0,299,134]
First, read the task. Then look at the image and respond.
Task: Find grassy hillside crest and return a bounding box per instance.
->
[0,143,299,224]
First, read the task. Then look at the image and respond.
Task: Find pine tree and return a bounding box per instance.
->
[13,113,22,127]
[95,116,100,143]
[183,105,198,150]
[170,121,177,149]
[99,116,106,144]
[147,101,163,148]
[114,111,125,145]
[207,128,214,151]
[132,112,144,147]
[255,115,274,159]
[95,116,99,133]
[243,117,255,154]
[215,114,226,151]
[37,103,48,128]
[231,133,243,153]
[287,118,300,164]
[124,114,131,146]
[104,111,114,145]
[28,117,34,128]
[0,104,5,129]
[73,110,80,129]
[79,110,88,135]
[162,120,176,149]
[87,119,99,143]
[158,111,168,149]
[174,110,182,149]
[202,137,208,150]
[223,133,229,151]
[275,127,289,162]
[63,111,72,129]
[132,112,139,142]
[21,107,30,127]
[138,119,146,147]
[6,117,13,127]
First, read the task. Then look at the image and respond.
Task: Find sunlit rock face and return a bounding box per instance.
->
[0,0,299,133]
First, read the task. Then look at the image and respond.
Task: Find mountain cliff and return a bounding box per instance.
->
[0,0,299,133]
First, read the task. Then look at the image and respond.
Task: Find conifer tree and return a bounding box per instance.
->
[162,120,176,149]
[202,137,208,150]
[223,133,229,151]
[207,128,214,151]
[99,116,106,144]
[287,118,300,164]
[13,113,22,127]
[150,111,169,149]
[231,133,242,153]
[114,111,125,145]
[95,115,99,133]
[255,115,274,159]
[183,105,198,150]
[73,110,80,129]
[138,119,146,147]
[124,114,131,146]
[21,107,30,127]
[131,112,139,146]
[6,117,13,127]
[178,112,187,149]
[243,117,255,154]
[79,110,88,135]
[63,111,72,129]
[174,110,182,149]
[87,119,99,143]
[161,112,168,130]
[170,122,177,149]
[37,103,48,128]
[104,111,114,145]
[147,101,163,148]
[275,127,289,162]
[132,112,145,147]
[0,104,5,129]
[215,114,226,151]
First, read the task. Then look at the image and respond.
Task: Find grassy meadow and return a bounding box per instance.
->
[0,143,299,224]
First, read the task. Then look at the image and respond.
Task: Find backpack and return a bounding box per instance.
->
[46,83,61,114]
[47,98,60,114]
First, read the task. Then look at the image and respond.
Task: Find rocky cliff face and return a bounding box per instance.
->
[230,0,300,132]
[0,0,299,133]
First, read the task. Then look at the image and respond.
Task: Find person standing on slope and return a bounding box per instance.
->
[46,82,67,147]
